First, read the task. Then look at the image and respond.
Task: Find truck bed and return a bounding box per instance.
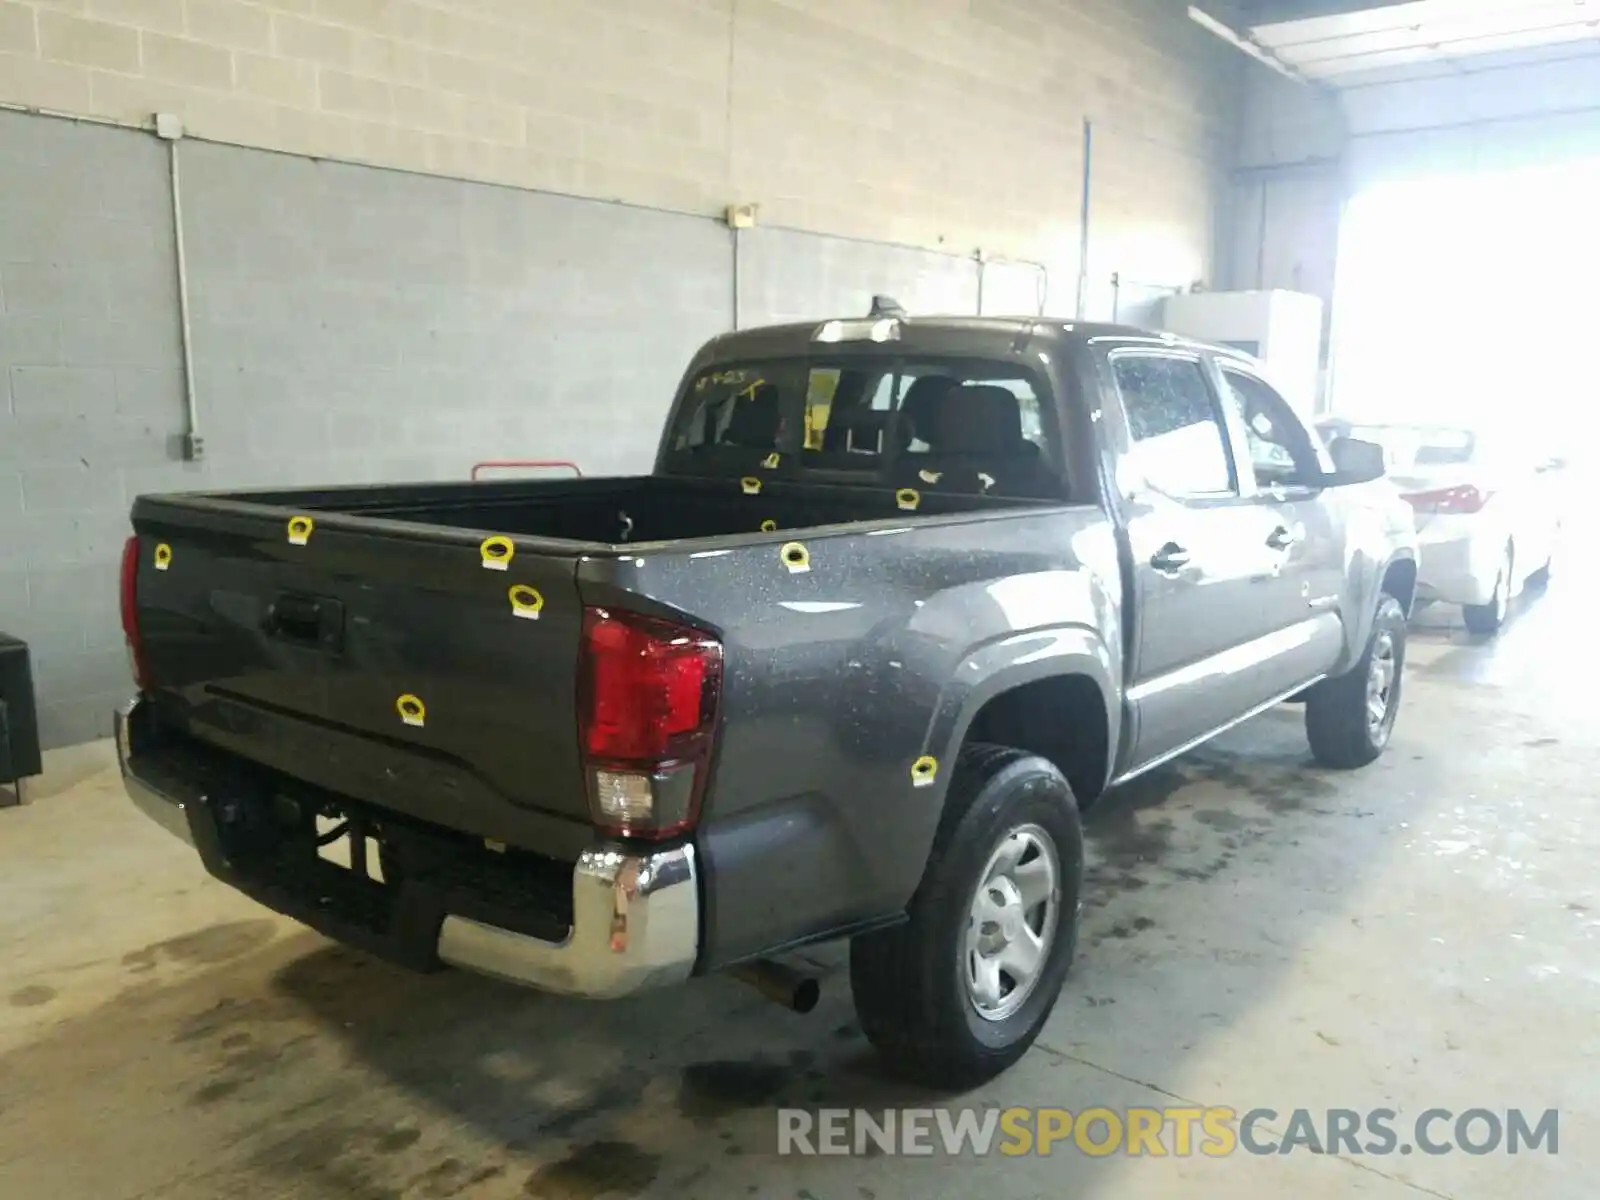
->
[210,473,1027,545]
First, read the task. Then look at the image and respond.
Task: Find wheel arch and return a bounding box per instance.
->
[1380,553,1419,616]
[1338,548,1418,673]
[927,626,1119,811]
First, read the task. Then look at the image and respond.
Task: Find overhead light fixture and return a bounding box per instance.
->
[1188,5,1307,83]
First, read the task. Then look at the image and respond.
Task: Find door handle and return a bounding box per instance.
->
[1266,525,1299,551]
[1150,542,1191,573]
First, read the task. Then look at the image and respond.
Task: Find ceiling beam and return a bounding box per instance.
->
[1242,0,1411,25]
[1188,6,1308,82]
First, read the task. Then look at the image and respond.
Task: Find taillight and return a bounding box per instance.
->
[577,607,722,840]
[1404,484,1491,514]
[120,536,151,690]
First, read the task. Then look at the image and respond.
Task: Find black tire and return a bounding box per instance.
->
[1306,595,1407,769]
[849,744,1083,1090]
[1462,542,1512,636]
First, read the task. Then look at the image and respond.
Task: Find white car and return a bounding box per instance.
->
[1317,421,1565,634]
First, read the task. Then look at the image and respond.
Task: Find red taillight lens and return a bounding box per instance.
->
[578,607,722,838]
[580,609,719,760]
[120,535,150,690]
[1404,484,1491,514]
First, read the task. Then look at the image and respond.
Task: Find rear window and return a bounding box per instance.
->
[1320,424,1476,469]
[1413,428,1475,466]
[664,357,1062,499]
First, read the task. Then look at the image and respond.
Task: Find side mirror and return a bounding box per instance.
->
[1324,436,1387,486]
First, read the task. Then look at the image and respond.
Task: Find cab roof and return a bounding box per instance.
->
[697,314,1230,365]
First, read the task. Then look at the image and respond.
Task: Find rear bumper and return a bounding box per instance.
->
[114,698,699,1000]
[1415,531,1498,608]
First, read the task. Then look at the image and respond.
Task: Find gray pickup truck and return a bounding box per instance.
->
[116,308,1417,1087]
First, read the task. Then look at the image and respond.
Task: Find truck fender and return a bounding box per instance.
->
[1335,548,1417,676]
[919,622,1118,817]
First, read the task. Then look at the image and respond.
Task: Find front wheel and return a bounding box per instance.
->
[1306,595,1407,769]
[849,744,1083,1089]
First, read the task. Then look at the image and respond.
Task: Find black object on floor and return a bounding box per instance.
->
[0,633,42,807]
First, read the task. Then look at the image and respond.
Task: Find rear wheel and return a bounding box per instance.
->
[850,744,1083,1089]
[1463,542,1513,635]
[1306,595,1407,769]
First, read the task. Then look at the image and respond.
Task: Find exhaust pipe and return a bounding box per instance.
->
[729,959,820,1014]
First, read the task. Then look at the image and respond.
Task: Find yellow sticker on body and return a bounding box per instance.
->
[508,584,544,620]
[781,542,810,573]
[287,515,314,545]
[396,694,426,727]
[480,536,514,570]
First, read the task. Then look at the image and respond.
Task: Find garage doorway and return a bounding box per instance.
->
[1330,156,1600,439]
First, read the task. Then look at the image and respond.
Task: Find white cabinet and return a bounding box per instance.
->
[1162,290,1324,414]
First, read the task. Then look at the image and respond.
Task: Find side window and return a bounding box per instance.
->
[1217,369,1321,488]
[1111,355,1235,497]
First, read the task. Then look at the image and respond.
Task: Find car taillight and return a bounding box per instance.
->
[577,607,722,840]
[1403,484,1491,514]
[120,535,151,690]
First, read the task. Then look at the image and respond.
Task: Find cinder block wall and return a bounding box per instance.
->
[0,115,182,746]
[0,0,1237,270]
[1,1,1241,748]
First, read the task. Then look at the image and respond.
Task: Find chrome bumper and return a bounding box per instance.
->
[116,700,196,846]
[114,699,699,1000]
[436,847,698,999]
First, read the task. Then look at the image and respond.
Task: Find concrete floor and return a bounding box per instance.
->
[2,569,1595,1199]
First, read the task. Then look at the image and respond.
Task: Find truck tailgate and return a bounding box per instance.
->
[131,498,593,835]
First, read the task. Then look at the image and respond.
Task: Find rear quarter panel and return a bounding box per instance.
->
[587,506,1122,968]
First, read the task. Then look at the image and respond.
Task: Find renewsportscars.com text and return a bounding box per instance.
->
[778,1106,1559,1158]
